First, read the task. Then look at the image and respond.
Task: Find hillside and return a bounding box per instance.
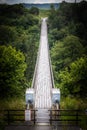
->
[23,3,59,10]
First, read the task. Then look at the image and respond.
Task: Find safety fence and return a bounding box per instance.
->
[49,109,87,130]
[0,109,37,125]
[0,109,87,128]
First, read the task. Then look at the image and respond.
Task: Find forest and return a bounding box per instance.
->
[0,1,87,110]
[48,1,87,109]
[0,4,40,108]
[0,1,87,129]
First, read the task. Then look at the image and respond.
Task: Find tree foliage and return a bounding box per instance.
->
[59,57,87,98]
[0,25,17,45]
[0,4,40,98]
[51,35,83,77]
[48,1,87,99]
[29,7,39,15]
[0,46,27,98]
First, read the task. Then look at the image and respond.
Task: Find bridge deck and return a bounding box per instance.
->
[34,18,52,109]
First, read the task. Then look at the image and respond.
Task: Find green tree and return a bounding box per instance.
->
[59,56,87,98]
[29,7,39,15]
[0,25,17,45]
[0,45,27,98]
[51,35,83,72]
[51,35,84,85]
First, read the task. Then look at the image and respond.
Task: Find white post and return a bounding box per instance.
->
[56,103,59,110]
[27,103,30,110]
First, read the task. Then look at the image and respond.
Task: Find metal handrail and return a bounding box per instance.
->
[48,109,87,126]
[46,19,55,89]
[0,109,37,125]
[31,21,42,89]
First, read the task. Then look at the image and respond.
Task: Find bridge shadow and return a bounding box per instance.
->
[5,125,52,130]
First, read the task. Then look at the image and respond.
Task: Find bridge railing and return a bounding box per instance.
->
[48,43,55,89]
[0,109,87,128]
[49,109,87,129]
[46,19,55,89]
[31,22,42,89]
[0,109,37,125]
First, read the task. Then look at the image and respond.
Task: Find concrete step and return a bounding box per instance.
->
[36,118,50,123]
[36,112,50,117]
[36,109,50,124]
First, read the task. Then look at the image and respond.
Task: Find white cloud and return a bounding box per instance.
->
[0,0,6,3]
[2,0,61,4]
[64,0,83,3]
[34,0,58,3]
[0,0,86,4]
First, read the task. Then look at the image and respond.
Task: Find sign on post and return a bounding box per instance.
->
[25,110,31,121]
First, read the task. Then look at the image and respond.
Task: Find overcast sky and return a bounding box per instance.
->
[0,0,86,4]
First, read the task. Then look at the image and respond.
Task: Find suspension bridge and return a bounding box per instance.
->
[26,17,60,124]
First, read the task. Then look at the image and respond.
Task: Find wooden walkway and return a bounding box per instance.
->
[34,18,52,109]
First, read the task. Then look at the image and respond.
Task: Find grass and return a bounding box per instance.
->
[0,97,25,130]
[60,96,87,130]
[0,97,25,110]
[60,96,87,110]
[39,9,50,18]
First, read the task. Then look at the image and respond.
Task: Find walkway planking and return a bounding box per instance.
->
[34,18,52,109]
